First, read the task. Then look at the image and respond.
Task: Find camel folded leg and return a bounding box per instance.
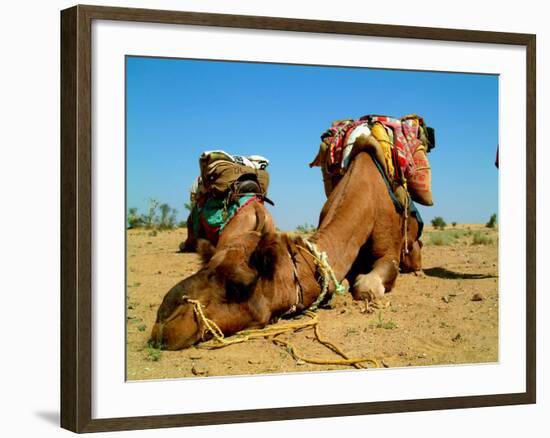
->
[352,257,399,304]
[179,237,198,253]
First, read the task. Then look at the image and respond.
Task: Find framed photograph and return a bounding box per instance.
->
[60,4,536,433]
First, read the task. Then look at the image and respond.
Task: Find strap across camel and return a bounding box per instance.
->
[154,113,435,352]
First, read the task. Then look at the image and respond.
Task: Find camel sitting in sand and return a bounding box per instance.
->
[150,150,420,350]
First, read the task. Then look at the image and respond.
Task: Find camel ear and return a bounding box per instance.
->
[249,232,279,279]
[197,239,216,265]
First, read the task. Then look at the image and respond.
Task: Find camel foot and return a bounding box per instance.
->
[353,272,386,304]
[179,240,196,253]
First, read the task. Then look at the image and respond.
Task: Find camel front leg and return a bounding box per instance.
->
[352,257,399,303]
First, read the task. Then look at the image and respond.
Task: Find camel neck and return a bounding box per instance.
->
[309,230,364,281]
[309,153,377,281]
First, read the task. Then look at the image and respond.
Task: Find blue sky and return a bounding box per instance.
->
[126,56,498,230]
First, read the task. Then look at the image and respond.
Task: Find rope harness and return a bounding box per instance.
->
[182,239,379,369]
[296,239,346,311]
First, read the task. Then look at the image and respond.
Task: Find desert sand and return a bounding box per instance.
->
[126,224,498,380]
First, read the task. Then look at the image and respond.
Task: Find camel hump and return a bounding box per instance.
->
[314,115,435,206]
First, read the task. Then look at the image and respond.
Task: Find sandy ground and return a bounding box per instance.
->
[126,224,498,381]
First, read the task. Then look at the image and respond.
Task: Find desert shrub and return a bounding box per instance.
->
[452,222,457,227]
[428,233,449,246]
[429,234,444,246]
[159,203,171,224]
[128,199,181,230]
[449,229,471,240]
[168,208,177,228]
[376,312,397,329]
[296,222,316,234]
[426,229,464,246]
[177,220,187,228]
[158,203,178,230]
[472,231,493,245]
[145,344,162,362]
[486,213,497,228]
[141,198,159,228]
[127,207,143,229]
[431,216,447,230]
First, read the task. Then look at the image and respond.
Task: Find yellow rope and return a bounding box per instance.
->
[187,298,379,368]
[274,311,380,369]
[186,298,228,344]
[295,240,346,312]
[273,338,378,368]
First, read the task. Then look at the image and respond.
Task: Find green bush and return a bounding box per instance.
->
[376,312,397,329]
[472,231,493,245]
[486,213,497,228]
[158,203,177,230]
[145,345,162,362]
[127,200,179,230]
[426,229,472,246]
[431,216,447,230]
[127,207,143,229]
[296,222,316,234]
[142,198,159,228]
[428,233,451,246]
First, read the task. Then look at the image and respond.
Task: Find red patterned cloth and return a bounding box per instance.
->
[320,119,361,173]
[321,114,426,181]
[318,114,434,205]
[360,115,426,180]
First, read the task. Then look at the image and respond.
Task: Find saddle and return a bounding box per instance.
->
[311,114,436,206]
[199,150,270,199]
[187,150,274,245]
[230,177,274,206]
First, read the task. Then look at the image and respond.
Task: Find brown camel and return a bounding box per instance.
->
[312,133,423,275]
[150,152,420,349]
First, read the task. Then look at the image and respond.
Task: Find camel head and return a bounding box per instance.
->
[400,211,423,273]
[149,231,284,350]
[400,239,423,273]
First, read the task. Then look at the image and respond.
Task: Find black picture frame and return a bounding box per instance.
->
[60,4,536,433]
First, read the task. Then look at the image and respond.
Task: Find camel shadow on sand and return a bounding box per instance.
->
[423,267,497,280]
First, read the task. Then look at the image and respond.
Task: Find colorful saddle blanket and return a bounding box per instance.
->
[317,114,435,206]
[191,194,260,244]
[321,115,427,179]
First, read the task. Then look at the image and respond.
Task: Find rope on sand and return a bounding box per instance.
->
[185,297,379,369]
